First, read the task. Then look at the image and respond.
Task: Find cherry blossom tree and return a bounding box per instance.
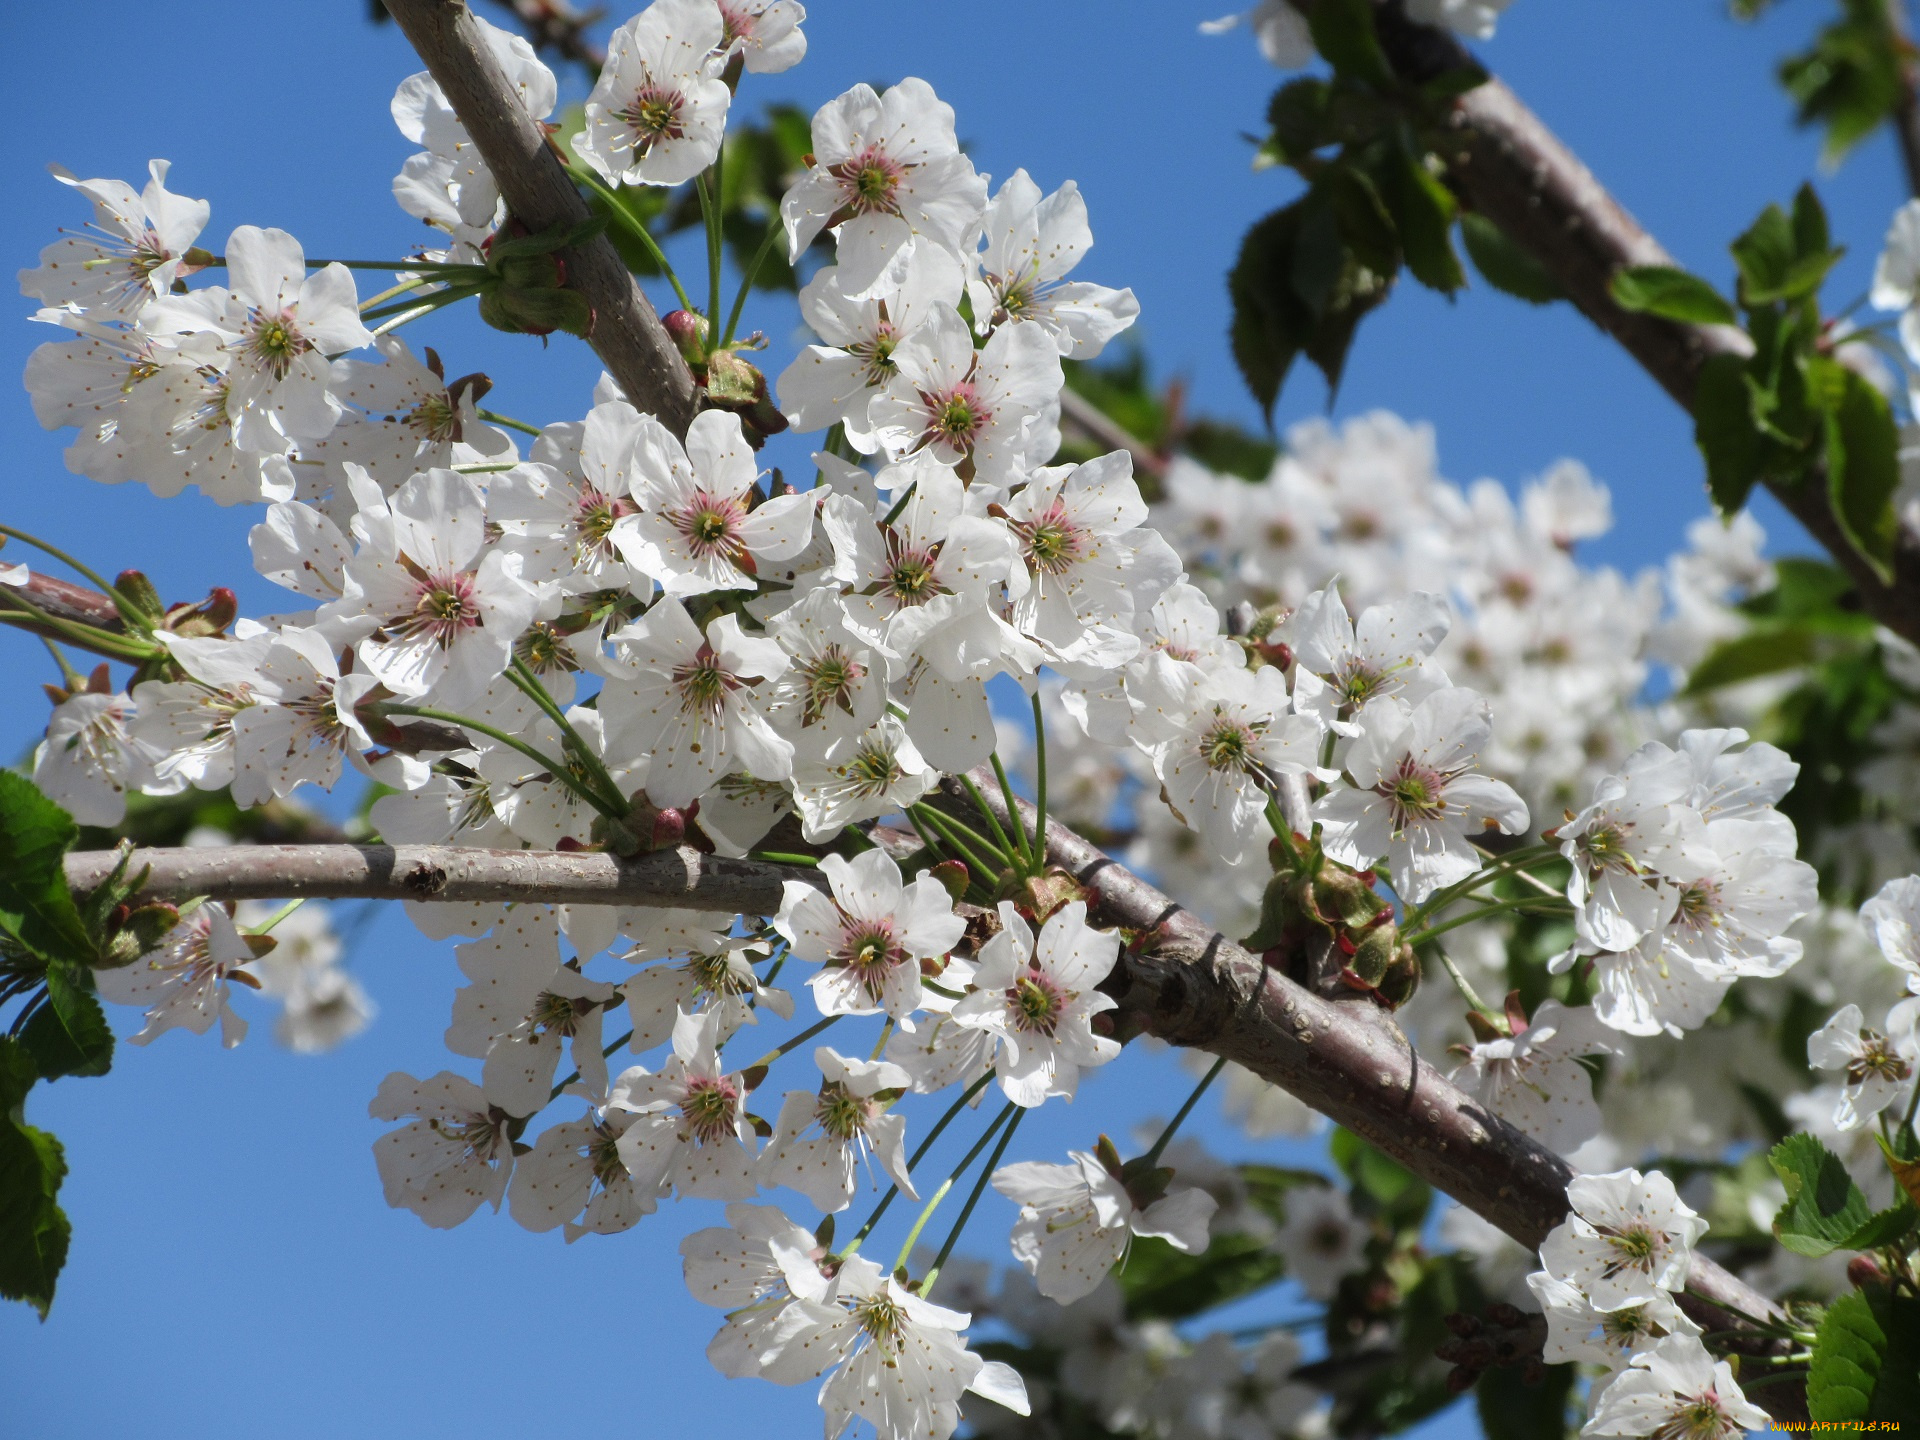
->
[9,1,1920,1436]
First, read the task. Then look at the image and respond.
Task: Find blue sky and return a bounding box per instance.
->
[0,2,1909,1436]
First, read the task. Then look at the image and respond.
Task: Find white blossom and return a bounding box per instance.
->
[966,170,1138,358]
[753,1254,1029,1438]
[574,0,732,187]
[1313,687,1530,903]
[1583,1333,1769,1438]
[951,901,1122,1107]
[20,160,209,322]
[95,903,260,1047]
[1537,1168,1706,1311]
[759,1047,916,1212]
[774,848,965,1026]
[1273,1185,1365,1301]
[782,78,987,297]
[607,1006,759,1202]
[992,1150,1216,1303]
[1807,1001,1920,1130]
[1448,1001,1613,1154]
[142,225,372,452]
[370,1070,514,1228]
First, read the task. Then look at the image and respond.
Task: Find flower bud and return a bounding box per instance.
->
[664,309,711,367]
[1847,1253,1886,1290]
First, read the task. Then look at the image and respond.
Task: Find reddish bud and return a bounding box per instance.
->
[649,807,686,850]
[1848,1253,1886,1289]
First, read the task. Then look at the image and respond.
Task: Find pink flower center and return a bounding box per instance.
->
[243,309,312,381]
[575,487,637,562]
[716,1,758,46]
[835,918,905,1003]
[832,145,906,216]
[672,643,742,721]
[798,644,865,726]
[678,1074,742,1144]
[851,324,899,386]
[880,529,946,607]
[395,567,483,649]
[621,85,688,153]
[672,490,751,567]
[1198,714,1260,775]
[1672,879,1723,935]
[1008,965,1069,1037]
[920,382,989,454]
[1379,758,1451,829]
[1014,500,1087,577]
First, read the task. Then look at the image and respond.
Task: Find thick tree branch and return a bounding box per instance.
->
[66,819,1793,1398]
[380,0,698,433]
[65,842,807,911]
[1362,0,1920,648]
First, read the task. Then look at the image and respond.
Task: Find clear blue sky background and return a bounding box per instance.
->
[0,3,1909,1437]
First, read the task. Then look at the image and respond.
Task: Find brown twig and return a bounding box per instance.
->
[1,571,125,634]
[380,0,697,433]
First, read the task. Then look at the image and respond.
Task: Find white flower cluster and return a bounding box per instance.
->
[17,0,1887,1431]
[1555,729,1818,1037]
[1526,1170,1766,1439]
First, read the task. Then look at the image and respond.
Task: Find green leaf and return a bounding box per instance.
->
[1843,1202,1919,1252]
[1228,195,1395,416]
[1779,0,1904,169]
[1684,625,1821,693]
[1476,1359,1575,1440]
[1229,206,1308,419]
[1117,1165,1325,1321]
[1320,166,1398,278]
[0,1037,71,1319]
[0,772,90,967]
[1731,202,1799,303]
[19,961,113,1081]
[1459,214,1563,305]
[1792,182,1832,261]
[1808,1288,1920,1422]
[1824,366,1902,583]
[1770,1133,1875,1257]
[1375,149,1463,294]
[1265,78,1333,165]
[1692,352,1765,514]
[1738,558,1875,634]
[1609,266,1737,326]
[1331,1128,1431,1227]
[1306,0,1393,89]
[1119,1229,1289,1321]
